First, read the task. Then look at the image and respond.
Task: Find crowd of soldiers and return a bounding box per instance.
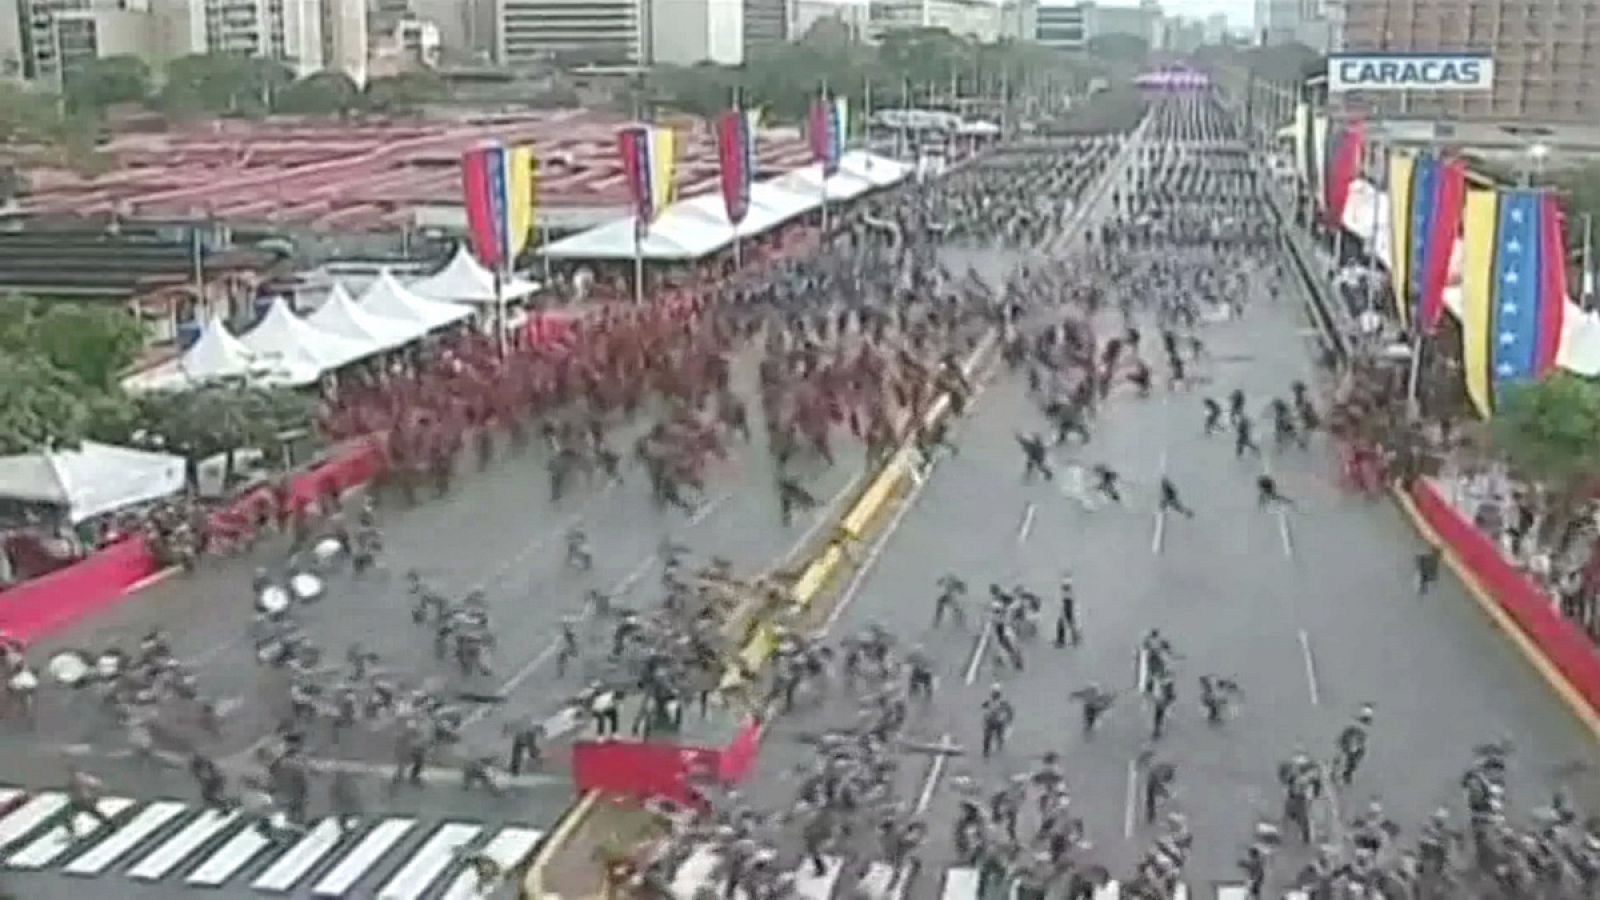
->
[623,91,1600,900]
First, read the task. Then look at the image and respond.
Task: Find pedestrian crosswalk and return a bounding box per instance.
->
[667,846,1315,900]
[0,787,546,897]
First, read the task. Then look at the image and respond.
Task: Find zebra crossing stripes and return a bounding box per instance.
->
[6,798,134,869]
[309,818,414,896]
[250,818,347,892]
[61,800,187,875]
[127,808,239,880]
[791,856,845,899]
[0,791,69,850]
[1215,888,1247,900]
[376,823,480,900]
[436,827,544,900]
[940,866,979,899]
[185,823,273,886]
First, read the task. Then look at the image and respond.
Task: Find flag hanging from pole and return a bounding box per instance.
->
[809,96,844,177]
[1406,155,1440,319]
[461,142,536,271]
[1386,150,1416,328]
[1415,157,1466,335]
[1460,188,1568,417]
[1323,119,1364,228]
[716,109,753,226]
[618,125,677,231]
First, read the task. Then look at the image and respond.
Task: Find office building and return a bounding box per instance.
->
[1202,11,1226,44]
[791,0,867,41]
[866,0,1001,42]
[1255,0,1327,50]
[1338,0,1600,125]
[497,0,645,66]
[200,0,324,75]
[1,0,24,76]
[742,0,784,54]
[652,0,741,63]
[1033,1,1085,49]
[323,0,366,83]
[1031,0,1161,51]
[18,0,162,82]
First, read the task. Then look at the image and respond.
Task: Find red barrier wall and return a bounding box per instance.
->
[718,719,761,782]
[0,537,159,644]
[1411,479,1600,717]
[571,738,723,807]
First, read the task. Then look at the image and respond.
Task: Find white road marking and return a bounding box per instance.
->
[376,822,482,900]
[1016,503,1036,543]
[6,797,133,869]
[437,827,545,900]
[1135,648,1148,693]
[914,736,953,814]
[186,822,275,886]
[127,808,238,881]
[792,855,844,899]
[1150,510,1166,554]
[310,817,415,896]
[1279,512,1296,557]
[941,867,980,900]
[1299,629,1321,706]
[61,800,186,875]
[962,625,991,686]
[251,817,347,892]
[0,792,69,851]
[1122,759,1139,839]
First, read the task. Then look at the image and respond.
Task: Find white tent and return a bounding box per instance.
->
[542,202,737,261]
[409,245,540,307]
[839,150,914,188]
[0,441,186,523]
[677,181,819,240]
[121,315,319,392]
[306,283,421,351]
[359,270,474,331]
[770,164,876,203]
[239,297,374,379]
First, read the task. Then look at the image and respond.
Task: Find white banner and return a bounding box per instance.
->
[1327,53,1494,93]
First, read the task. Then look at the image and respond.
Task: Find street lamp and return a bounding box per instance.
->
[1524,142,1550,186]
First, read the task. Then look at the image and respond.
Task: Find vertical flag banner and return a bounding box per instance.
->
[1324,119,1364,228]
[617,125,677,229]
[1461,188,1568,418]
[1293,103,1313,187]
[809,97,843,177]
[1407,155,1440,312]
[744,108,761,192]
[833,97,849,156]
[716,109,752,226]
[1416,158,1466,335]
[1310,114,1329,212]
[1387,150,1416,328]
[461,142,535,271]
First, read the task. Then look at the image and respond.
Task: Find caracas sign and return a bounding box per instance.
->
[1327,53,1494,93]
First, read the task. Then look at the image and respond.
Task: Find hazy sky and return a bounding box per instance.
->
[1159,0,1255,28]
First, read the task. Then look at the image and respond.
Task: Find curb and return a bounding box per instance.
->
[522,789,601,899]
[1387,482,1600,743]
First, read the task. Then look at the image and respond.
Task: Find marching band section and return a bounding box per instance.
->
[0,784,545,898]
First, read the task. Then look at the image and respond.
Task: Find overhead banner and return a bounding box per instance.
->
[1327,53,1494,93]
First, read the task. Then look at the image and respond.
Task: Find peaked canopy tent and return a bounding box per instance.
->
[306,283,421,351]
[770,164,877,203]
[121,315,319,392]
[676,180,821,241]
[838,151,914,189]
[358,271,475,331]
[542,202,739,262]
[0,442,186,523]
[409,245,540,308]
[238,297,375,382]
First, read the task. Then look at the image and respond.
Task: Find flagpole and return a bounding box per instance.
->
[494,267,506,360]
[1583,211,1594,308]
[1364,136,1382,315]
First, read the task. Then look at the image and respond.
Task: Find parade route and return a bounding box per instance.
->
[737,213,1600,898]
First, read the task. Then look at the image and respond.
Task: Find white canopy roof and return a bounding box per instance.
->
[839,150,914,187]
[122,314,319,392]
[0,441,186,523]
[306,283,421,351]
[409,245,540,306]
[676,180,820,241]
[358,270,474,330]
[770,164,876,203]
[239,297,373,380]
[543,202,737,261]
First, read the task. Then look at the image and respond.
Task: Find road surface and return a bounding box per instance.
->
[0,339,870,899]
[727,178,1600,899]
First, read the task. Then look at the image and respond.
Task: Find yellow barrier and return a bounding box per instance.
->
[791,544,846,606]
[522,789,601,899]
[841,456,906,538]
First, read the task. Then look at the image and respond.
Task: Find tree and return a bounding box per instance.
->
[1489,372,1600,550]
[160,54,291,118]
[128,383,315,487]
[0,296,146,392]
[363,71,447,113]
[0,350,91,454]
[63,54,151,113]
[0,80,64,144]
[274,71,360,116]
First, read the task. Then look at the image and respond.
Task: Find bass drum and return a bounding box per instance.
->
[290,572,323,603]
[47,650,94,687]
[258,585,291,616]
[312,537,344,565]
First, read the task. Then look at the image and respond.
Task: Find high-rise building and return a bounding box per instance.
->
[496,0,645,66]
[742,0,784,55]
[1033,1,1087,49]
[1031,1,1161,50]
[1254,0,1327,50]
[1202,11,1226,44]
[1,0,25,76]
[652,0,741,63]
[791,0,868,42]
[18,0,163,82]
[322,0,364,82]
[866,0,1002,43]
[200,0,324,75]
[1337,0,1600,125]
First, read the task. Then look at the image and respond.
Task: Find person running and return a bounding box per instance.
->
[1158,477,1195,518]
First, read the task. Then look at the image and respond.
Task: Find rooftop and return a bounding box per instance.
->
[13,110,816,233]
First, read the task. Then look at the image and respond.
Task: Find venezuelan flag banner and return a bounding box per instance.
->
[1310,114,1329,212]
[1415,157,1466,335]
[1387,150,1416,328]
[809,96,843,177]
[461,142,536,271]
[1461,188,1568,417]
[1323,119,1364,227]
[618,125,677,229]
[716,109,752,226]
[1406,155,1440,316]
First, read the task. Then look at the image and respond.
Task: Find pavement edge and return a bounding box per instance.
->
[1388,482,1600,745]
[522,788,601,899]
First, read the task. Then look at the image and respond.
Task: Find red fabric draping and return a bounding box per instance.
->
[572,738,723,807]
[1410,479,1600,717]
[1325,120,1365,228]
[717,718,761,782]
[0,537,159,644]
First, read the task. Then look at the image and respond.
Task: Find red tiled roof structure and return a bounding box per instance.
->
[19,110,815,232]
